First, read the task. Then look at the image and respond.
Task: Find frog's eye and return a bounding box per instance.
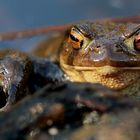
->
[124,29,140,52]
[134,34,140,51]
[68,27,91,50]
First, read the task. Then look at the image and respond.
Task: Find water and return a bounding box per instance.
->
[0,0,139,51]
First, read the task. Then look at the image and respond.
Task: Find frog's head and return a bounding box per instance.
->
[60,22,140,90]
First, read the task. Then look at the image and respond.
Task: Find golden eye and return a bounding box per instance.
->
[68,27,91,50]
[134,34,140,51]
[124,29,140,52]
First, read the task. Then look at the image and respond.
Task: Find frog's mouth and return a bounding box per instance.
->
[61,62,140,90]
[61,62,140,75]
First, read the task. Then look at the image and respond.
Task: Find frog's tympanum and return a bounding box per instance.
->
[60,22,140,95]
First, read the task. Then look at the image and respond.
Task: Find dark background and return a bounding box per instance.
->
[0,0,139,51]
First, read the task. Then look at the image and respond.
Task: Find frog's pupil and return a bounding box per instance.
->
[70,34,79,42]
[80,40,84,47]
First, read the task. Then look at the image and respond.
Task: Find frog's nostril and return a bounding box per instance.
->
[96,45,101,48]
[92,45,102,54]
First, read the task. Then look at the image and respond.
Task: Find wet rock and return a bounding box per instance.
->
[71,109,140,140]
[0,50,32,111]
[0,50,64,111]
[0,82,139,140]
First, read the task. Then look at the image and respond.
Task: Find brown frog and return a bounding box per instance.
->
[33,18,140,96]
[59,21,140,96]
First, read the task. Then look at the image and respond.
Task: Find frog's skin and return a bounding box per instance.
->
[59,21,140,96]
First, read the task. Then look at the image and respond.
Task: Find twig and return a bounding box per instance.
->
[0,24,71,41]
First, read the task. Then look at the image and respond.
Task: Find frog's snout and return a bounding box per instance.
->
[86,40,107,62]
[86,41,137,67]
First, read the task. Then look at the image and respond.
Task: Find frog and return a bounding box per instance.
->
[32,17,140,96]
[59,21,140,96]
